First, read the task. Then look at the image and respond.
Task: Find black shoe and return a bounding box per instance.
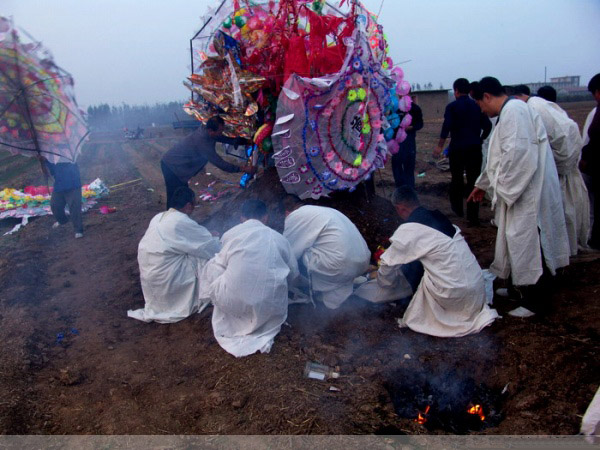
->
[451,207,464,218]
[589,239,600,250]
[467,218,481,227]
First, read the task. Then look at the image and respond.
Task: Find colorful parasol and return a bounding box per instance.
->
[0,17,89,164]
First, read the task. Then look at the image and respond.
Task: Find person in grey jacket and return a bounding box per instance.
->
[160,116,254,209]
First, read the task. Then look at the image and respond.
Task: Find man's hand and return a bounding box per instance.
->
[241,164,257,175]
[235,137,251,146]
[432,144,443,159]
[467,187,486,203]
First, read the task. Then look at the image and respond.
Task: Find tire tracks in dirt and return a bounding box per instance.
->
[0,138,161,432]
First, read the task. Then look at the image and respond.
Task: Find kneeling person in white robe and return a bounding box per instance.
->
[129,187,221,323]
[355,186,498,337]
[282,196,371,309]
[200,200,299,357]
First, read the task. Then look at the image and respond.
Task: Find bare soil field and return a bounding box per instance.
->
[0,101,598,435]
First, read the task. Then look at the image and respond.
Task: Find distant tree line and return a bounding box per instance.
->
[411,82,444,91]
[86,101,187,131]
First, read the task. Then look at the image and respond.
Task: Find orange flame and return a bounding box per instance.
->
[415,405,430,424]
[467,404,485,421]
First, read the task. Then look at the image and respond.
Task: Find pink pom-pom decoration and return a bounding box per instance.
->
[400,113,412,129]
[391,67,404,83]
[398,94,412,113]
[387,139,400,155]
[398,80,411,96]
[395,127,407,144]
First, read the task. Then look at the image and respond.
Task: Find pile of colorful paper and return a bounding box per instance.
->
[0,178,109,220]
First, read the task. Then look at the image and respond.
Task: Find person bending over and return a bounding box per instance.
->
[355,186,498,337]
[282,195,370,309]
[513,84,589,255]
[199,199,298,357]
[160,116,254,209]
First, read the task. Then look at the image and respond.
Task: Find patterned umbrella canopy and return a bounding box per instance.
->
[0,17,88,164]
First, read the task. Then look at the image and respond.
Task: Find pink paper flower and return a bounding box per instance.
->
[400,113,412,129]
[395,128,407,143]
[398,80,411,96]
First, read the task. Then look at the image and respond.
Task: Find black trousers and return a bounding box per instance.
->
[448,145,482,221]
[590,176,600,248]
[392,147,416,189]
[508,248,555,315]
[51,188,83,233]
[401,260,424,293]
[161,161,187,210]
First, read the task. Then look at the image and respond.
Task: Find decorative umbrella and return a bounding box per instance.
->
[0,16,89,166]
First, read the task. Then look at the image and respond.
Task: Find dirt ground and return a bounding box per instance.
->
[0,101,598,435]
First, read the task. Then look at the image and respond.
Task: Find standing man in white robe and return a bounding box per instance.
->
[513,84,590,254]
[282,195,371,309]
[355,186,498,337]
[468,77,570,318]
[129,187,221,323]
[200,200,298,357]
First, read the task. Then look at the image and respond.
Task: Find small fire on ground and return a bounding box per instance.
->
[414,403,486,425]
[467,404,485,421]
[414,405,431,424]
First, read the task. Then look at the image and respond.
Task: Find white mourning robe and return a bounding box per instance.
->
[527,96,589,254]
[353,262,413,304]
[283,205,371,309]
[200,219,299,357]
[378,223,498,337]
[475,99,570,286]
[129,209,221,323]
[583,107,597,145]
[582,107,597,229]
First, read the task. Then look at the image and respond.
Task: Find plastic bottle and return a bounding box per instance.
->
[304,361,340,381]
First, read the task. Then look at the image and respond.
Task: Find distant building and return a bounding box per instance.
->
[411,89,450,121]
[527,75,587,98]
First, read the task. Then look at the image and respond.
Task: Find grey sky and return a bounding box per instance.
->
[4,0,599,108]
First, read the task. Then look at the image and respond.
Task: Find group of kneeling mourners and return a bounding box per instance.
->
[127,75,599,358]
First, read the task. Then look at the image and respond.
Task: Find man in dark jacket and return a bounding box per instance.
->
[160,116,253,209]
[581,73,600,248]
[434,78,492,225]
[40,156,83,238]
[392,96,423,189]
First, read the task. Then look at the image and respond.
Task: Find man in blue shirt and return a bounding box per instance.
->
[392,96,424,189]
[434,78,492,225]
[39,155,84,238]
